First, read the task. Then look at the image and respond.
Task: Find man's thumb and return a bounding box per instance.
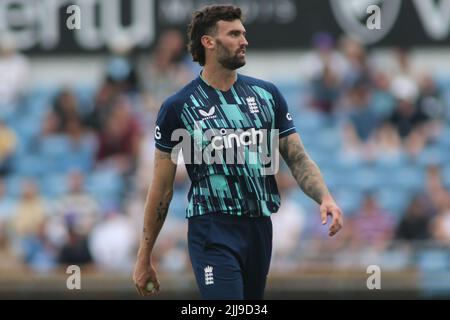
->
[320,206,327,225]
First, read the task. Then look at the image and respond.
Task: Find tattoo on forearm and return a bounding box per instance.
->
[156,201,169,222]
[279,136,330,204]
[141,199,170,246]
[142,227,150,244]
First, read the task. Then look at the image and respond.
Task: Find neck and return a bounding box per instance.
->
[201,63,237,91]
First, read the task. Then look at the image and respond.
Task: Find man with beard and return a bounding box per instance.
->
[133,4,343,300]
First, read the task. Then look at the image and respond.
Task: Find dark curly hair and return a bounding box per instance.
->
[187,5,243,66]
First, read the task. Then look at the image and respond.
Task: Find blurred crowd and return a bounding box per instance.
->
[0,30,449,275]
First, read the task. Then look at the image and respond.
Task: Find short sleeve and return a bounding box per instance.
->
[270,83,297,138]
[154,100,183,153]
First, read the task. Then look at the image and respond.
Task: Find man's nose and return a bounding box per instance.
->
[240,35,248,47]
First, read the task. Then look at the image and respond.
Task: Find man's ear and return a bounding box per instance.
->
[201,35,215,50]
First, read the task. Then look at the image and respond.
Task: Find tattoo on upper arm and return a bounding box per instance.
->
[279,135,329,204]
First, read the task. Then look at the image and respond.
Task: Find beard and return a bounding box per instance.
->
[216,39,246,70]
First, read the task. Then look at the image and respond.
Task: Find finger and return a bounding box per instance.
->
[320,206,328,225]
[329,225,340,236]
[135,284,145,296]
[153,280,161,292]
[329,224,340,236]
[329,210,342,236]
[328,210,338,235]
[137,281,153,297]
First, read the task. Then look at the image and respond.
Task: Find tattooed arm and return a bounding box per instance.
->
[279,133,343,236]
[133,149,177,296]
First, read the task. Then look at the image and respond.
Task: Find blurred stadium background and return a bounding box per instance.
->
[1,0,450,299]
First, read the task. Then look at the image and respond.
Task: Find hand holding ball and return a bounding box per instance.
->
[146,281,155,293]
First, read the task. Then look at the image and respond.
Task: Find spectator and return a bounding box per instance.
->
[96,97,140,174]
[65,117,98,172]
[106,33,138,94]
[89,209,137,272]
[390,48,420,93]
[344,82,379,143]
[0,121,17,176]
[370,71,396,119]
[21,219,57,273]
[10,180,48,238]
[370,122,402,163]
[57,223,93,267]
[416,73,446,121]
[53,171,100,237]
[426,164,445,195]
[338,36,370,89]
[0,34,29,108]
[300,32,349,81]
[340,82,380,162]
[0,220,25,272]
[389,98,429,139]
[0,179,14,221]
[84,35,140,134]
[84,81,120,132]
[430,190,450,245]
[34,111,61,155]
[395,196,432,241]
[350,194,395,248]
[52,89,82,133]
[40,112,61,137]
[311,62,341,115]
[140,29,193,114]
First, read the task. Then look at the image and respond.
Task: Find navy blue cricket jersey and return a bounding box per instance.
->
[154,73,296,218]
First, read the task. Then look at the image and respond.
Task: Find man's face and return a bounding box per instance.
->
[212,19,248,70]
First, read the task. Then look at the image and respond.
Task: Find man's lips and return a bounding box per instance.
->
[237,49,246,56]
